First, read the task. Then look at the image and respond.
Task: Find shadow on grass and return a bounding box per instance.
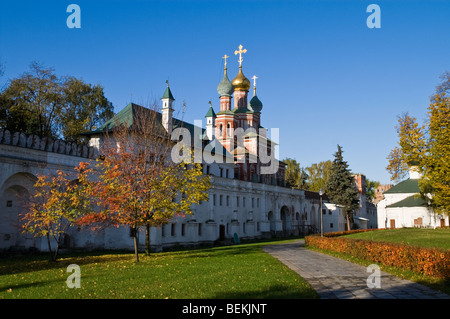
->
[0,252,133,276]
[0,237,304,276]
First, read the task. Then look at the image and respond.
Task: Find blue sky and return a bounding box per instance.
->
[1,0,449,184]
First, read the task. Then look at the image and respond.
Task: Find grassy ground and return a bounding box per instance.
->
[0,239,318,299]
[342,227,450,250]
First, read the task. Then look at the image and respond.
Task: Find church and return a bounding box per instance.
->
[377,165,448,229]
[0,45,369,253]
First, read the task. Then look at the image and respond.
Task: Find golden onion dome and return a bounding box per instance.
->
[232,66,251,91]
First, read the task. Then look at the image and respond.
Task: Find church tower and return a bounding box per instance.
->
[248,75,263,128]
[205,101,216,140]
[215,54,235,149]
[161,81,175,134]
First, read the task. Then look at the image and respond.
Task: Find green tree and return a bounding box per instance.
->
[366,178,380,203]
[386,113,426,181]
[387,72,450,217]
[419,93,450,217]
[60,77,114,143]
[284,157,308,189]
[305,160,332,192]
[0,62,113,142]
[325,145,359,230]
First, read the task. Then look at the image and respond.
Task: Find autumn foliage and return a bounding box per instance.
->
[21,162,93,261]
[305,234,450,279]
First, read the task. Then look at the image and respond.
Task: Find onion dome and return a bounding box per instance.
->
[248,79,262,112]
[248,94,263,113]
[232,66,251,91]
[217,68,234,97]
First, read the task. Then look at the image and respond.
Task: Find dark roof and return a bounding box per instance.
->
[386,195,428,208]
[304,190,330,201]
[82,103,233,160]
[384,178,420,194]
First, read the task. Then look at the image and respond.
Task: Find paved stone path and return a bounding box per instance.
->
[263,240,450,299]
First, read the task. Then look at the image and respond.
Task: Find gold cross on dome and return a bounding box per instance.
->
[234,44,247,66]
[222,54,229,68]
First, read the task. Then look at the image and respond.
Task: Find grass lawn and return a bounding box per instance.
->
[0,239,318,299]
[342,227,450,250]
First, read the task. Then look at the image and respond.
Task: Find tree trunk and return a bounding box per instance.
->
[133,226,139,262]
[53,242,59,262]
[145,224,150,256]
[46,233,53,261]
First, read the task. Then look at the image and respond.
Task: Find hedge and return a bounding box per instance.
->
[305,235,450,279]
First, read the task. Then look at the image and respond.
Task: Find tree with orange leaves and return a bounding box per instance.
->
[22,162,93,261]
[77,105,210,262]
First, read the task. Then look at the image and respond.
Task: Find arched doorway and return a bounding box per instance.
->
[280,205,290,234]
[0,172,37,251]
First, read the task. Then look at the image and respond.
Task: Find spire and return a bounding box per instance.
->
[251,75,258,96]
[217,55,234,97]
[161,80,174,134]
[248,75,263,113]
[205,101,216,118]
[162,80,175,100]
[205,101,216,140]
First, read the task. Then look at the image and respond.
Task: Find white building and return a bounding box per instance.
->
[377,167,448,229]
[0,49,379,253]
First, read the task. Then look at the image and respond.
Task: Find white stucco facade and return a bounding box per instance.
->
[377,168,448,229]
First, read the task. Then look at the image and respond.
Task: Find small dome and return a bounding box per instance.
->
[217,69,234,97]
[248,94,263,113]
[232,66,251,91]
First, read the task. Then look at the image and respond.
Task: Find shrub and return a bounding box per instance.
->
[305,235,450,279]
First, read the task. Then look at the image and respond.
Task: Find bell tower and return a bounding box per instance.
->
[161,80,174,134]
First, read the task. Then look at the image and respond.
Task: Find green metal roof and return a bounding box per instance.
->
[205,106,216,118]
[216,110,234,116]
[384,178,420,194]
[386,195,428,208]
[232,107,253,114]
[82,103,233,160]
[162,86,175,100]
